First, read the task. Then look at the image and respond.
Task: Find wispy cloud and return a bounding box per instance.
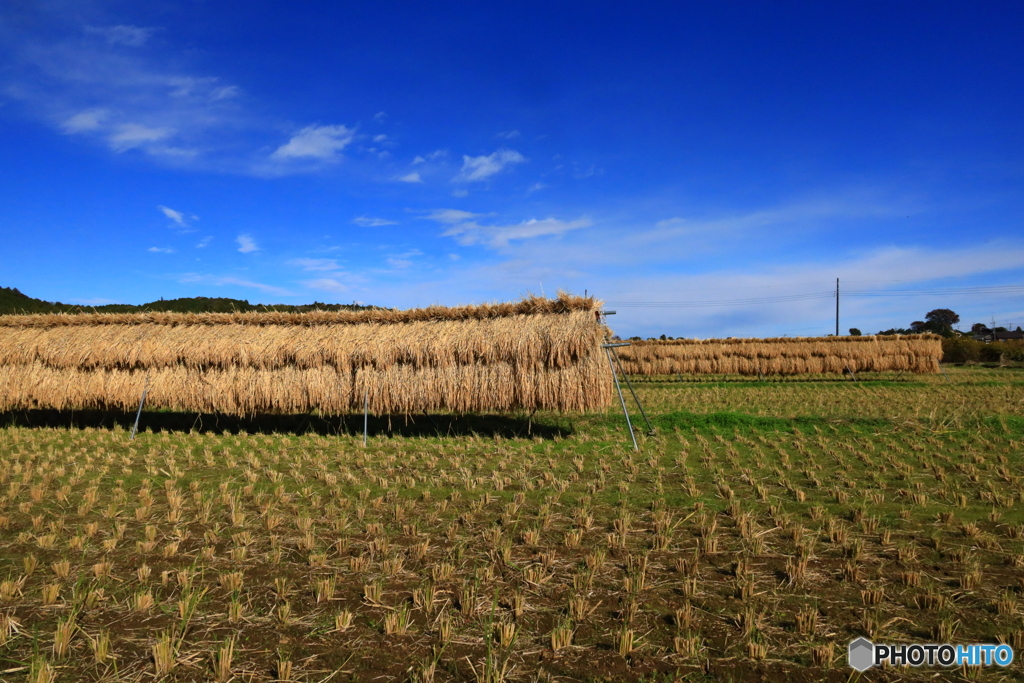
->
[432,213,591,248]
[353,216,397,227]
[179,273,291,296]
[196,236,213,248]
[303,278,352,293]
[236,234,259,253]
[590,242,1024,338]
[398,171,423,183]
[84,25,154,47]
[271,124,355,160]
[61,109,107,133]
[384,249,423,270]
[426,209,485,224]
[147,246,175,253]
[158,205,188,227]
[288,258,341,271]
[454,149,525,182]
[412,149,447,164]
[4,15,245,163]
[496,130,521,139]
[108,123,173,152]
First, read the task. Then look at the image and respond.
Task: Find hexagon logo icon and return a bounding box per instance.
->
[848,637,875,671]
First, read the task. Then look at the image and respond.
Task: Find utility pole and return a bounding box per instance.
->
[835,278,840,336]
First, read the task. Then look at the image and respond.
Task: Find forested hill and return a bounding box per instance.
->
[0,286,379,315]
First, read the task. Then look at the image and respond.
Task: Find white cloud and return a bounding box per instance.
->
[373,111,387,122]
[61,109,107,133]
[236,234,259,253]
[288,258,341,271]
[218,277,287,295]
[496,130,521,139]
[412,149,447,164]
[454,149,526,182]
[85,25,154,47]
[526,182,547,193]
[271,124,355,160]
[451,189,469,198]
[399,172,423,183]
[158,205,188,227]
[426,209,484,224]
[5,15,346,171]
[353,216,397,227]
[434,214,592,248]
[373,134,387,142]
[147,246,175,253]
[179,273,291,296]
[588,242,1024,338]
[196,236,212,248]
[109,123,174,152]
[304,278,351,293]
[382,249,422,269]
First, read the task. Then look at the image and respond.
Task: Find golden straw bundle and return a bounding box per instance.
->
[0,294,613,415]
[616,335,942,376]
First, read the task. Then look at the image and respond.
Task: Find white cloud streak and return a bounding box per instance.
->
[84,25,154,47]
[271,124,355,160]
[236,234,259,253]
[178,273,292,296]
[428,211,591,248]
[454,149,525,182]
[158,205,188,227]
[303,278,351,293]
[352,216,397,227]
[288,258,341,271]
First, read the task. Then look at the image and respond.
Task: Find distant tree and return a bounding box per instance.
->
[848,328,862,336]
[924,309,960,337]
[659,334,667,341]
[910,321,927,333]
[971,323,990,334]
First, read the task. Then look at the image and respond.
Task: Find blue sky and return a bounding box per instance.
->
[2,1,1022,337]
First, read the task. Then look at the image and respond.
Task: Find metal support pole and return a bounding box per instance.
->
[845,364,858,382]
[605,346,638,451]
[836,278,840,337]
[130,376,150,441]
[610,347,655,435]
[363,390,369,447]
[939,365,952,384]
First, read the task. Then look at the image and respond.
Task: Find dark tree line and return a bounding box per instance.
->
[0,286,379,316]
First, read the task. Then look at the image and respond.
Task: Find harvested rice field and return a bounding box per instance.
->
[1,365,1023,682]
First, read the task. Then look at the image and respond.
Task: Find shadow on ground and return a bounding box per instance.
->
[0,408,573,439]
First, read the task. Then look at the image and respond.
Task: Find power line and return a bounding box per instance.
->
[608,292,833,308]
[606,283,1024,309]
